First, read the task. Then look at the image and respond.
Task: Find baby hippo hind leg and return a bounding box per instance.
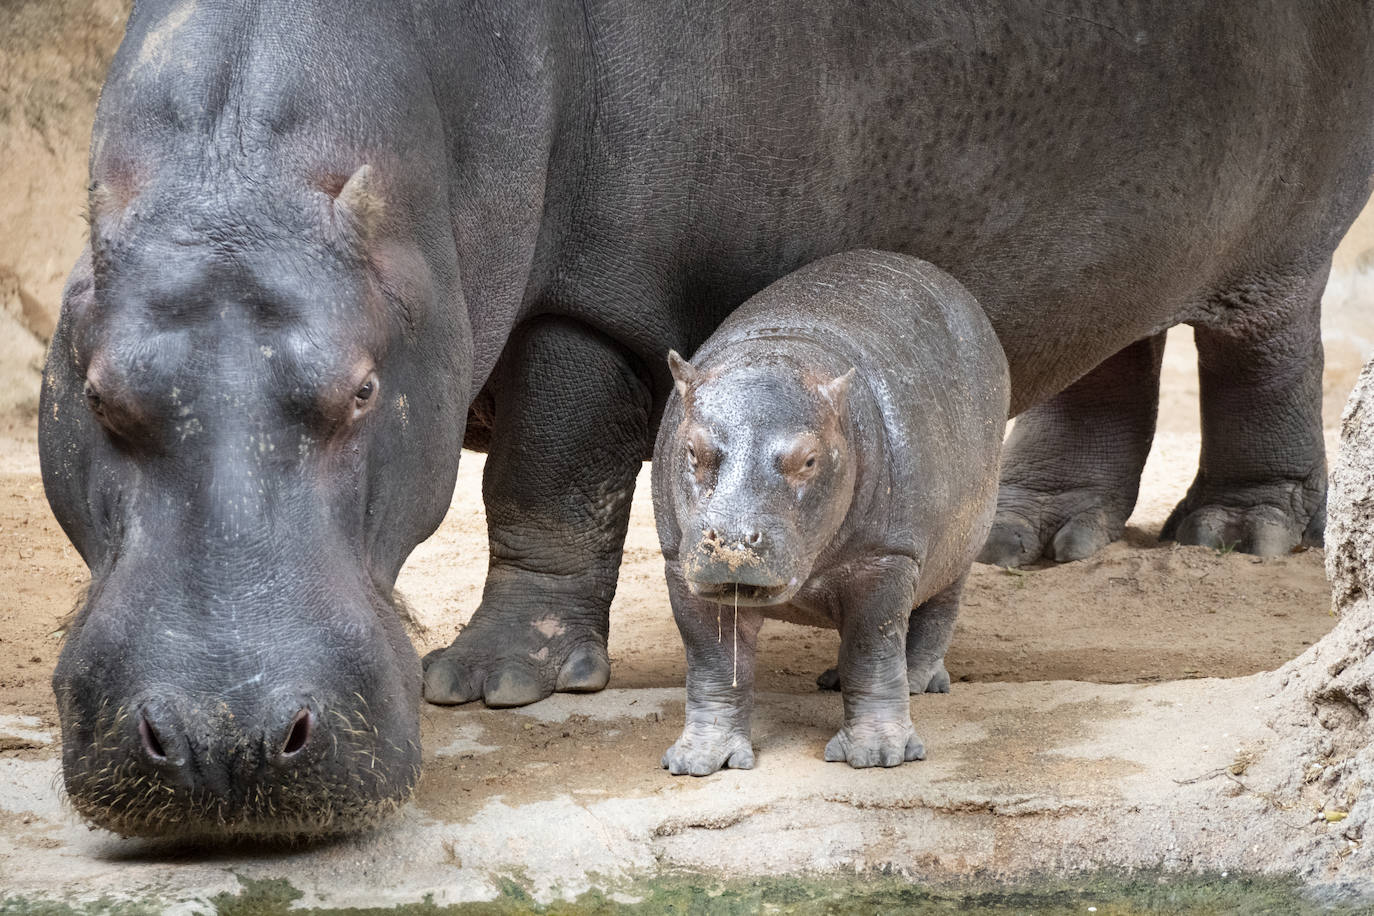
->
[904,574,966,694]
[815,575,962,695]
[824,558,926,768]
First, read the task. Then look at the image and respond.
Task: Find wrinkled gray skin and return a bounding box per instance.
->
[654,251,1008,774]
[41,0,1374,836]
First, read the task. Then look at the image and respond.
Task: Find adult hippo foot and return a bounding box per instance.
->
[824,723,926,768]
[422,616,610,708]
[662,726,755,776]
[816,661,949,695]
[1160,477,1325,556]
[978,491,1133,568]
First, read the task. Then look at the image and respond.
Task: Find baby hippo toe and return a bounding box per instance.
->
[662,727,755,776]
[824,724,926,768]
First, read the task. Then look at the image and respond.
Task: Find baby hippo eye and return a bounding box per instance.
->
[351,372,380,421]
[686,442,697,465]
[781,439,824,485]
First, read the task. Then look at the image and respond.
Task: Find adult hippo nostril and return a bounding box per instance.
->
[132,699,192,775]
[280,709,313,759]
[137,712,168,763]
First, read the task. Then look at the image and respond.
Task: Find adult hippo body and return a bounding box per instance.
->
[41,0,1374,837]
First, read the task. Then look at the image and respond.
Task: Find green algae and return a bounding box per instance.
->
[4,870,1370,915]
[0,897,165,916]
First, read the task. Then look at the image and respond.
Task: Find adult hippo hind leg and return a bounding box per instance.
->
[979,333,1166,567]
[1162,267,1328,554]
[423,318,651,707]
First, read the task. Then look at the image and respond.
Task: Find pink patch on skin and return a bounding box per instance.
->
[533,617,565,639]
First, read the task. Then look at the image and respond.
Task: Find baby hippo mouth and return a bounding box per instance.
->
[682,524,805,606]
[689,580,794,606]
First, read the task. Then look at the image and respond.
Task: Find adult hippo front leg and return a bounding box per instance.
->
[423,317,651,707]
[1162,268,1328,554]
[980,333,1166,567]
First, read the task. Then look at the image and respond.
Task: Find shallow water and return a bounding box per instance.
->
[6,870,1368,915]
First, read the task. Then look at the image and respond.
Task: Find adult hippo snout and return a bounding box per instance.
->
[50,501,425,837]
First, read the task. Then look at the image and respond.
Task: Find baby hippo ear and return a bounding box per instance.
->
[667,349,698,399]
[816,367,857,414]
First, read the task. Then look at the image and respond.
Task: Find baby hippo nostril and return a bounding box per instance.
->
[280,708,313,758]
[138,712,168,762]
[704,527,719,542]
[745,530,763,546]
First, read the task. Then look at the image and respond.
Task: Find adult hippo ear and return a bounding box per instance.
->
[667,349,698,399]
[330,164,381,238]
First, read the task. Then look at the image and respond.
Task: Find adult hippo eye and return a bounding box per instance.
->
[83,381,106,419]
[351,372,380,422]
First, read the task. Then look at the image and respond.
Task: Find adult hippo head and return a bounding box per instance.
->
[39,3,469,838]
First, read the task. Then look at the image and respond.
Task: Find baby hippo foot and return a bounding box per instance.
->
[422,615,610,708]
[816,663,949,694]
[824,722,926,768]
[816,667,841,692]
[662,725,755,776]
[913,661,951,694]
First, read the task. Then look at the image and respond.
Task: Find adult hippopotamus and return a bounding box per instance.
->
[41,0,1374,836]
[655,251,1007,774]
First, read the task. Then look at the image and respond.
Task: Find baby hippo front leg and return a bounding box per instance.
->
[826,557,927,768]
[662,562,764,776]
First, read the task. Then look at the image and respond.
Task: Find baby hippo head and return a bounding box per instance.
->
[667,350,857,607]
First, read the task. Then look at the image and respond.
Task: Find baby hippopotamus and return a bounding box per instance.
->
[652,249,1009,774]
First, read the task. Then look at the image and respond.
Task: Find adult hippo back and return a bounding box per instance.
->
[41,0,1374,836]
